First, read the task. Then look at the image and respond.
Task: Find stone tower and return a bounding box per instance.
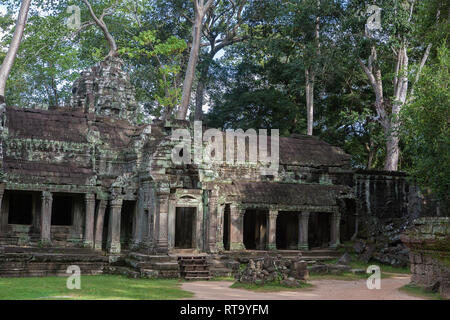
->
[70,56,138,122]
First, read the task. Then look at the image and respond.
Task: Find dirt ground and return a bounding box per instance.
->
[181,275,424,300]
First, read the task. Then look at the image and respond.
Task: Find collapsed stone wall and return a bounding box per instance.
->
[238,254,308,287]
[401,217,450,299]
[353,171,447,267]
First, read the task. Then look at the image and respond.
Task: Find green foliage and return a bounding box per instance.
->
[401,43,450,203]
[119,30,186,117]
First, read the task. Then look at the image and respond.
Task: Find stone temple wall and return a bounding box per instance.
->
[402,217,450,299]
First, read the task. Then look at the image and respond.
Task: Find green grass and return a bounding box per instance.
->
[399,284,443,300]
[0,275,194,300]
[209,276,236,281]
[230,281,312,292]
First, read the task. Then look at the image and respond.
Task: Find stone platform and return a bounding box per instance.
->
[0,246,110,277]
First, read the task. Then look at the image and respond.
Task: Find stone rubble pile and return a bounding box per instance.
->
[355,221,411,267]
[238,254,308,287]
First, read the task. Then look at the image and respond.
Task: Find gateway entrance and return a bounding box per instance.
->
[175,207,196,249]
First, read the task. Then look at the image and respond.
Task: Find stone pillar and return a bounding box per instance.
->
[83,194,96,248]
[156,194,169,253]
[229,204,245,251]
[71,196,83,242]
[107,197,123,254]
[330,209,341,249]
[298,211,310,251]
[208,196,218,253]
[94,199,107,251]
[40,191,53,246]
[215,204,225,252]
[0,184,7,235]
[267,210,278,250]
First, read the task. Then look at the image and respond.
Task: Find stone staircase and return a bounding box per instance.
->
[208,254,240,278]
[178,255,211,280]
[118,252,180,278]
[0,246,109,277]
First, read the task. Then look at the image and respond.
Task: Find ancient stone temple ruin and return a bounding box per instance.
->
[0,57,431,278]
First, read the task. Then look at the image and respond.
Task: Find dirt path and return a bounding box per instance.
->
[181,275,424,300]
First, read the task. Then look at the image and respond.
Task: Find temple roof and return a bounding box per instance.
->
[5,106,141,147]
[279,135,351,167]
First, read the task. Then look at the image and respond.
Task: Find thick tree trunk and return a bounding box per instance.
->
[177,19,203,120]
[0,0,32,103]
[194,78,206,121]
[384,128,400,171]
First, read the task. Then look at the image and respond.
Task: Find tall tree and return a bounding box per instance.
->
[352,0,437,171]
[0,0,31,103]
[177,0,215,120]
[194,0,248,121]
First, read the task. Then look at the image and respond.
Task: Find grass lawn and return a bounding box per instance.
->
[399,284,444,300]
[230,281,312,292]
[0,275,193,300]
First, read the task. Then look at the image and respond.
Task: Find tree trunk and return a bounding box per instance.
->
[177,19,203,120]
[0,0,32,103]
[194,78,206,121]
[305,68,314,136]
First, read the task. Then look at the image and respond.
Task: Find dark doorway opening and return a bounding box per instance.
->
[308,212,331,249]
[8,191,33,225]
[102,204,110,250]
[175,207,196,249]
[243,209,268,250]
[276,212,299,250]
[223,204,230,251]
[341,199,356,242]
[51,194,73,226]
[121,201,136,250]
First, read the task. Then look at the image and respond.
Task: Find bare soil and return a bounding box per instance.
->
[181,275,425,300]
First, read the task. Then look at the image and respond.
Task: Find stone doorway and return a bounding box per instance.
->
[7,191,33,225]
[223,204,230,251]
[276,212,299,250]
[175,207,196,249]
[51,194,73,226]
[308,212,331,248]
[243,209,268,250]
[121,200,136,250]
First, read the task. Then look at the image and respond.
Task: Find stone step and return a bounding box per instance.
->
[209,268,236,278]
[184,276,211,280]
[153,262,180,270]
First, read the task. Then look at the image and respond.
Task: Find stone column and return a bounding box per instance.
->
[107,197,123,254]
[298,211,310,251]
[156,194,169,253]
[229,204,245,251]
[208,196,218,253]
[267,210,278,250]
[40,191,53,246]
[71,196,83,242]
[83,194,96,248]
[330,209,341,249]
[215,204,225,252]
[0,184,7,235]
[94,199,107,251]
